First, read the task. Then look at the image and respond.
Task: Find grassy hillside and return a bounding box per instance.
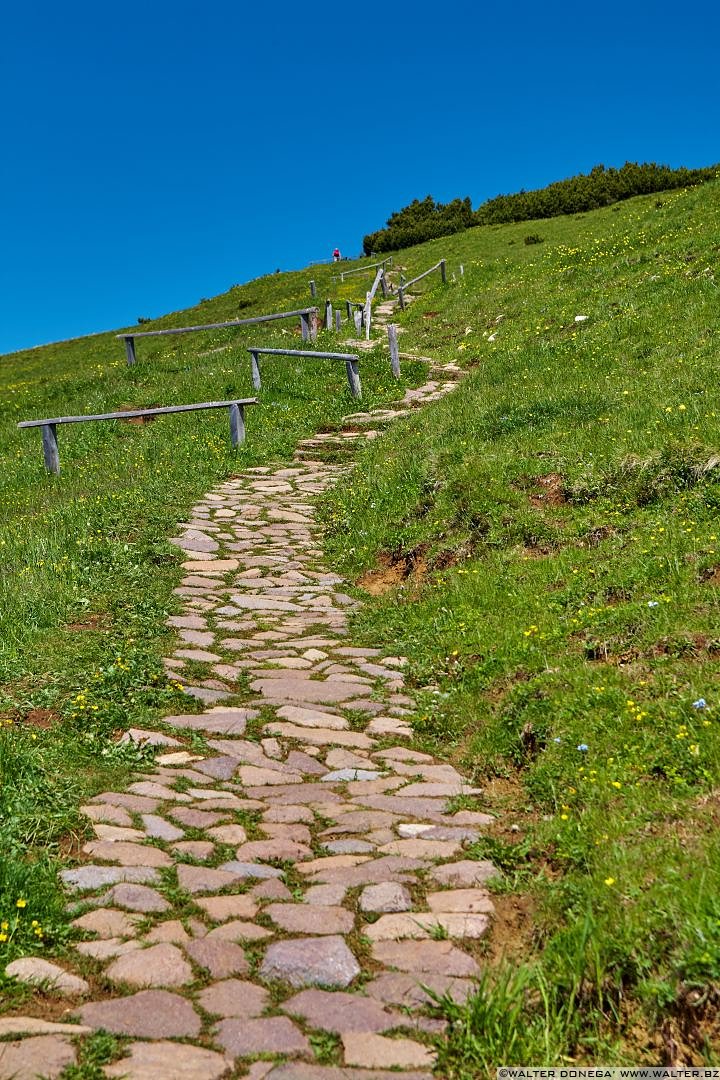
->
[0,257,424,968]
[322,183,720,1066]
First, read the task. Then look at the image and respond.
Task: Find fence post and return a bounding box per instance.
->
[124,336,137,365]
[388,324,400,378]
[440,259,447,284]
[41,423,60,474]
[353,309,363,334]
[340,271,344,283]
[380,271,388,298]
[459,264,464,276]
[365,292,372,341]
[309,280,316,298]
[250,351,262,391]
[345,359,362,398]
[398,287,405,311]
[300,313,310,342]
[346,300,352,320]
[229,403,245,448]
[309,309,318,343]
[325,299,332,330]
[335,310,341,331]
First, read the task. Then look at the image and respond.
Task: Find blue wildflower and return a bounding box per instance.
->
[692,699,707,710]
[577,744,589,752]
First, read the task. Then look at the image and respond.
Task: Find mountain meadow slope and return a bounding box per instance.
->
[1,181,719,1067]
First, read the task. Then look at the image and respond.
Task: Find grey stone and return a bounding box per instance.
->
[60,865,159,891]
[359,882,413,914]
[184,938,249,978]
[105,883,170,913]
[260,936,360,989]
[105,943,193,988]
[197,978,270,1018]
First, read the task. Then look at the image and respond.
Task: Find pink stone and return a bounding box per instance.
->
[0,1035,76,1079]
[184,938,249,978]
[195,894,258,921]
[264,904,354,935]
[260,936,360,988]
[105,883,170,913]
[282,989,394,1034]
[370,939,480,977]
[77,990,201,1037]
[197,978,271,1018]
[215,1016,311,1058]
[104,1040,231,1080]
[71,909,139,939]
[105,943,193,988]
[342,1032,435,1069]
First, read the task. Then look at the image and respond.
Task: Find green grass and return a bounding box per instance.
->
[0,253,424,973]
[321,182,720,1066]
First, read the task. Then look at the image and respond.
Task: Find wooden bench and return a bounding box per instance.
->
[117,308,319,365]
[18,398,258,474]
[247,348,362,398]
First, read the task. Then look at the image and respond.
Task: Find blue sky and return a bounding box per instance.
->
[1,0,718,355]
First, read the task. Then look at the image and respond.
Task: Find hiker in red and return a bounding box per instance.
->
[332,248,341,262]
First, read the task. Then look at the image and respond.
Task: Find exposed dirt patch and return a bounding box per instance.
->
[422,311,440,319]
[21,709,59,730]
[700,564,720,585]
[356,550,429,595]
[529,473,567,508]
[66,614,107,633]
[486,893,536,965]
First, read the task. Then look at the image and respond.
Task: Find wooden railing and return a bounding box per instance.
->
[339,257,393,283]
[117,308,319,365]
[396,260,447,310]
[247,347,362,398]
[18,399,258,474]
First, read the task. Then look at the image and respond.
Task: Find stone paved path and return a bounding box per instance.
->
[3,319,493,1078]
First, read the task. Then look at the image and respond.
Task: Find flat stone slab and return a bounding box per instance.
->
[219,860,284,881]
[277,705,349,730]
[77,989,201,1037]
[264,903,354,935]
[105,943,193,988]
[104,1040,232,1080]
[71,908,140,939]
[82,840,173,867]
[61,865,160,891]
[253,678,363,704]
[165,710,255,735]
[142,814,185,841]
[362,912,490,941]
[184,938,250,978]
[5,958,89,996]
[176,864,240,893]
[234,838,313,863]
[0,1035,76,1079]
[342,1032,435,1069]
[359,882,412,914]
[429,859,500,887]
[106,883,170,913]
[195,894,258,921]
[0,1018,92,1037]
[75,938,143,960]
[370,939,480,977]
[282,989,395,1034]
[263,1066,432,1080]
[427,888,495,913]
[260,935,360,989]
[120,728,182,747]
[364,971,475,1006]
[215,1016,311,1058]
[266,723,374,749]
[197,978,271,1018]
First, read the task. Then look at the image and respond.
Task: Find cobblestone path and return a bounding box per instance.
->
[1,356,497,1079]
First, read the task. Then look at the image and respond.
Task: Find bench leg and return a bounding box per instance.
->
[335,310,341,331]
[229,404,245,448]
[345,360,361,399]
[250,352,262,391]
[300,313,310,342]
[124,337,137,365]
[42,424,60,474]
[309,310,318,343]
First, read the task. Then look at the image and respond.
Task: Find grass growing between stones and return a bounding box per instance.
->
[0,258,424,977]
[321,182,720,1066]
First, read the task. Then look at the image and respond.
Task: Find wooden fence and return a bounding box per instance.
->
[247,347,362,398]
[18,399,258,474]
[396,260,447,310]
[339,256,393,283]
[117,308,319,365]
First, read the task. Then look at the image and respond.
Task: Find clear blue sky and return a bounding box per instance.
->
[2,0,718,355]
